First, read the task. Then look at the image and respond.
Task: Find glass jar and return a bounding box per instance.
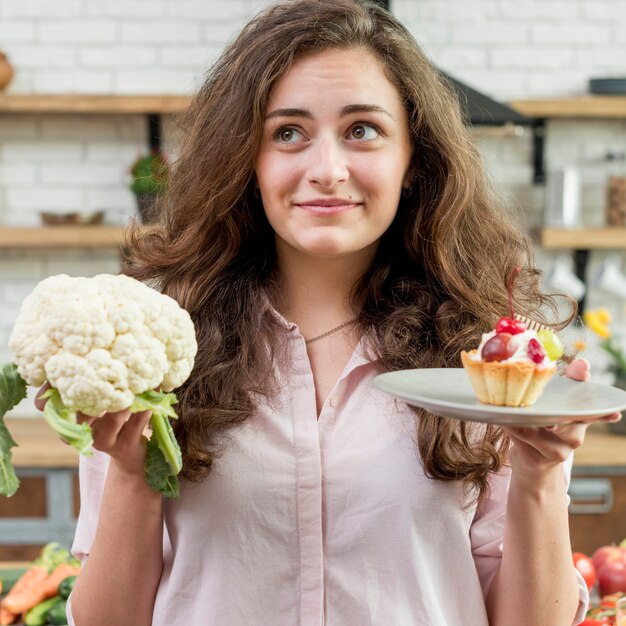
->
[605,152,626,226]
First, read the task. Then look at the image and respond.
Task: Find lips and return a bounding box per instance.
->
[294,198,362,215]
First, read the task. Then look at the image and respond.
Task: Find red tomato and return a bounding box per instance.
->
[580,620,613,625]
[574,552,597,590]
[598,560,626,596]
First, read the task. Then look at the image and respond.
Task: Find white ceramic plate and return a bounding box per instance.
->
[373,368,626,426]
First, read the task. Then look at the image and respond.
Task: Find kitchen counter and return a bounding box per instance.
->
[4,417,623,469]
[574,423,626,468]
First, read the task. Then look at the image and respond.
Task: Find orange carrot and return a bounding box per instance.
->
[1,561,81,615]
[0,607,16,625]
[39,562,81,598]
[1,564,49,614]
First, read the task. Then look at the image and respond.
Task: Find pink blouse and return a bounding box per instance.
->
[67,311,588,625]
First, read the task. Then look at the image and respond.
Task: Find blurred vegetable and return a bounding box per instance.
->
[593,545,626,572]
[573,551,597,590]
[57,575,76,601]
[0,606,16,625]
[23,595,61,626]
[598,560,626,596]
[37,563,80,601]
[0,568,26,595]
[0,544,77,615]
[46,598,67,625]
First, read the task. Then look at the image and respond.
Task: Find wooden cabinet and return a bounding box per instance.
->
[570,425,626,554]
[0,419,78,561]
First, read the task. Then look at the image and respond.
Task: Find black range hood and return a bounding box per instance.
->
[444,74,532,127]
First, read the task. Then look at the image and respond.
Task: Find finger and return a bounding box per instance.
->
[565,358,590,382]
[91,409,132,451]
[76,411,98,427]
[123,410,153,441]
[34,382,52,411]
[542,423,587,445]
[105,410,154,461]
[596,411,623,424]
[502,423,587,461]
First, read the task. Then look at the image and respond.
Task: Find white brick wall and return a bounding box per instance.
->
[0,0,626,385]
[394,0,626,99]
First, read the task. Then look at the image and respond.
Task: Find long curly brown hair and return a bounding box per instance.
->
[122,0,575,504]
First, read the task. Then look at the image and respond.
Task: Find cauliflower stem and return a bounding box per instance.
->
[130,389,183,498]
[40,388,94,455]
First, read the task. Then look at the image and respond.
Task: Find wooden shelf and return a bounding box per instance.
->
[0,94,192,114]
[0,226,125,249]
[540,227,626,250]
[6,418,78,468]
[510,96,626,119]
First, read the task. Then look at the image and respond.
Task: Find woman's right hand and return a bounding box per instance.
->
[34,382,153,478]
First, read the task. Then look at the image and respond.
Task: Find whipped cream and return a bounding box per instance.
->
[469,329,554,369]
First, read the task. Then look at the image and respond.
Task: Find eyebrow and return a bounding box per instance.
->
[265,104,395,120]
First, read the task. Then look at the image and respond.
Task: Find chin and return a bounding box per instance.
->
[297,235,355,258]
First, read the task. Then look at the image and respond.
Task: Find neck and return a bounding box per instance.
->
[273,243,373,334]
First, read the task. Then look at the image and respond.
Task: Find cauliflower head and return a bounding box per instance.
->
[8,274,198,416]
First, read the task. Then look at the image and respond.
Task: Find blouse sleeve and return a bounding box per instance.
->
[71,449,111,561]
[470,453,589,625]
[65,449,111,626]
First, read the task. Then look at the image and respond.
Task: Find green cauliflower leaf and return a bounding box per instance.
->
[0,363,27,496]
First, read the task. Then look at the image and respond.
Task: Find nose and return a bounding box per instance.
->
[306,135,349,189]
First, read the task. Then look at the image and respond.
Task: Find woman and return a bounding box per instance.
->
[58,1,618,624]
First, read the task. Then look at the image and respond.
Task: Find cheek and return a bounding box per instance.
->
[255,154,301,204]
[362,167,404,215]
[356,149,410,193]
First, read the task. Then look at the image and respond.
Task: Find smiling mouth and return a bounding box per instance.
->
[294,199,362,215]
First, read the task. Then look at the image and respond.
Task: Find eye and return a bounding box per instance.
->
[349,123,380,140]
[273,127,304,144]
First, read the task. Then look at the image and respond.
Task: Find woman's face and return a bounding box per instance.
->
[255,47,413,264]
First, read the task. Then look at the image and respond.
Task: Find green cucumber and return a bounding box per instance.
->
[46,597,68,625]
[23,595,62,626]
[58,574,77,600]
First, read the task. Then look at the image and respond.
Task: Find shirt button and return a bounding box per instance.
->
[329,396,339,408]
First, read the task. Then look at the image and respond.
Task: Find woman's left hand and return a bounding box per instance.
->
[499,358,622,481]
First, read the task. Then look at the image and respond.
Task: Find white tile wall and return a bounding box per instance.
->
[0,0,625,384]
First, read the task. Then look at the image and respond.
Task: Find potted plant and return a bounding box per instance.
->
[129,149,169,223]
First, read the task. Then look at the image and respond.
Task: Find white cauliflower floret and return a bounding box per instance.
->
[8,273,198,416]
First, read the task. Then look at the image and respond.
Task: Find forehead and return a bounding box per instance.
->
[266,47,405,112]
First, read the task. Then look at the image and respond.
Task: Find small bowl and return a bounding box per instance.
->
[40,211,105,226]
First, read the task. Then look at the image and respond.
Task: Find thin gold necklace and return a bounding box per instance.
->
[304,317,359,344]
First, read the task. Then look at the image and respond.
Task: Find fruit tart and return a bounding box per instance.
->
[460,267,564,407]
[460,316,563,407]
